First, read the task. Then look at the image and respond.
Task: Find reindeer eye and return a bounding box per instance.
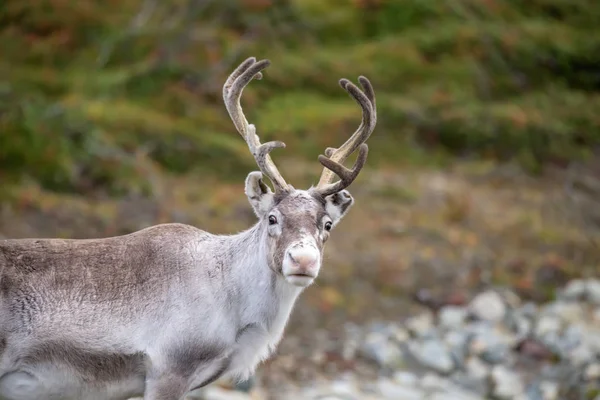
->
[324,221,332,231]
[268,215,278,225]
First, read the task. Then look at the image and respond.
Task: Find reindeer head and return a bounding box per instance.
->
[223,58,377,287]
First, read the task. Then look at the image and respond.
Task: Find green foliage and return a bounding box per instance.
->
[1,0,599,195]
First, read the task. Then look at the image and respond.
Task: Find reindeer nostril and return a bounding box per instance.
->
[288,250,318,269]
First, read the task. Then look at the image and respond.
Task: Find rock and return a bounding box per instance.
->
[429,390,484,400]
[408,339,455,374]
[444,330,471,367]
[585,363,600,380]
[568,342,596,365]
[535,315,562,337]
[468,291,506,322]
[538,381,560,400]
[491,365,525,399]
[451,371,489,397]
[587,279,600,305]
[439,306,468,330]
[360,331,405,368]
[404,312,436,338]
[593,308,600,324]
[465,356,490,380]
[377,378,424,400]
[420,372,451,391]
[506,312,532,339]
[467,324,514,364]
[389,327,411,344]
[544,301,585,324]
[420,373,484,400]
[451,373,489,397]
[392,371,419,387]
[560,279,587,301]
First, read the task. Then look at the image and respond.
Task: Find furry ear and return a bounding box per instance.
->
[324,190,354,227]
[245,171,275,218]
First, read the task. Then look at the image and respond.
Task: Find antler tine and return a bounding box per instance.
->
[316,144,369,197]
[223,57,289,193]
[315,76,377,195]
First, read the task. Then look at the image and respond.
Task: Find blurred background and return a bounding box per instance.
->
[1,0,600,399]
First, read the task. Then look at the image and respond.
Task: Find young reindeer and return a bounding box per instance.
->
[0,57,377,400]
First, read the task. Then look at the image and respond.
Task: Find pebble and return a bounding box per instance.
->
[465,356,490,380]
[587,279,600,305]
[560,279,587,300]
[377,378,423,400]
[360,331,405,368]
[585,363,600,380]
[439,306,468,330]
[392,371,419,387]
[468,291,506,322]
[408,339,455,374]
[491,365,525,399]
[538,381,560,400]
[535,315,562,337]
[405,312,435,338]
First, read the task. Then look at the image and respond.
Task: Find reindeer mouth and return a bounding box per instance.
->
[285,273,316,287]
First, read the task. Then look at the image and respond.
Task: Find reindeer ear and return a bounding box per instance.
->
[324,190,354,227]
[245,171,275,218]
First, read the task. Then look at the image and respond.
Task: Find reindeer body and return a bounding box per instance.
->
[0,222,302,400]
[0,57,376,400]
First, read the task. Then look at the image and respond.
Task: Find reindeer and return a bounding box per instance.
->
[0,57,377,400]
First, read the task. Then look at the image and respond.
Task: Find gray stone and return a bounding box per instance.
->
[467,325,514,364]
[545,301,585,324]
[404,312,436,338]
[409,339,455,374]
[444,330,471,367]
[421,372,452,391]
[587,279,600,305]
[538,381,560,400]
[585,363,600,381]
[377,378,424,400]
[468,291,506,322]
[520,302,539,319]
[360,331,405,368]
[561,279,587,301]
[465,356,490,380]
[451,371,489,397]
[429,390,484,400]
[439,306,468,330]
[506,311,532,339]
[525,380,560,400]
[392,371,419,387]
[568,342,596,365]
[491,365,525,399]
[535,315,562,337]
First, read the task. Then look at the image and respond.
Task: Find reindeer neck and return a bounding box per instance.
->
[218,223,303,330]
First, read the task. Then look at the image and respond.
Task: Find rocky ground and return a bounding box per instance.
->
[191,278,600,400]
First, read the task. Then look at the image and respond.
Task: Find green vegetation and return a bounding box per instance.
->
[1,0,599,195]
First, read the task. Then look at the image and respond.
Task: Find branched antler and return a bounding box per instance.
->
[314,76,377,197]
[223,58,376,197]
[223,57,289,193]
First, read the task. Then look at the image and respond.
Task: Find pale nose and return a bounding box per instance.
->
[288,248,318,271]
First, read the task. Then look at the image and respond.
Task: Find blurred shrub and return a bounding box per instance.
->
[0,0,599,195]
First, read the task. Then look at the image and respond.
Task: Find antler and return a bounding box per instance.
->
[314,76,377,197]
[223,57,289,193]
